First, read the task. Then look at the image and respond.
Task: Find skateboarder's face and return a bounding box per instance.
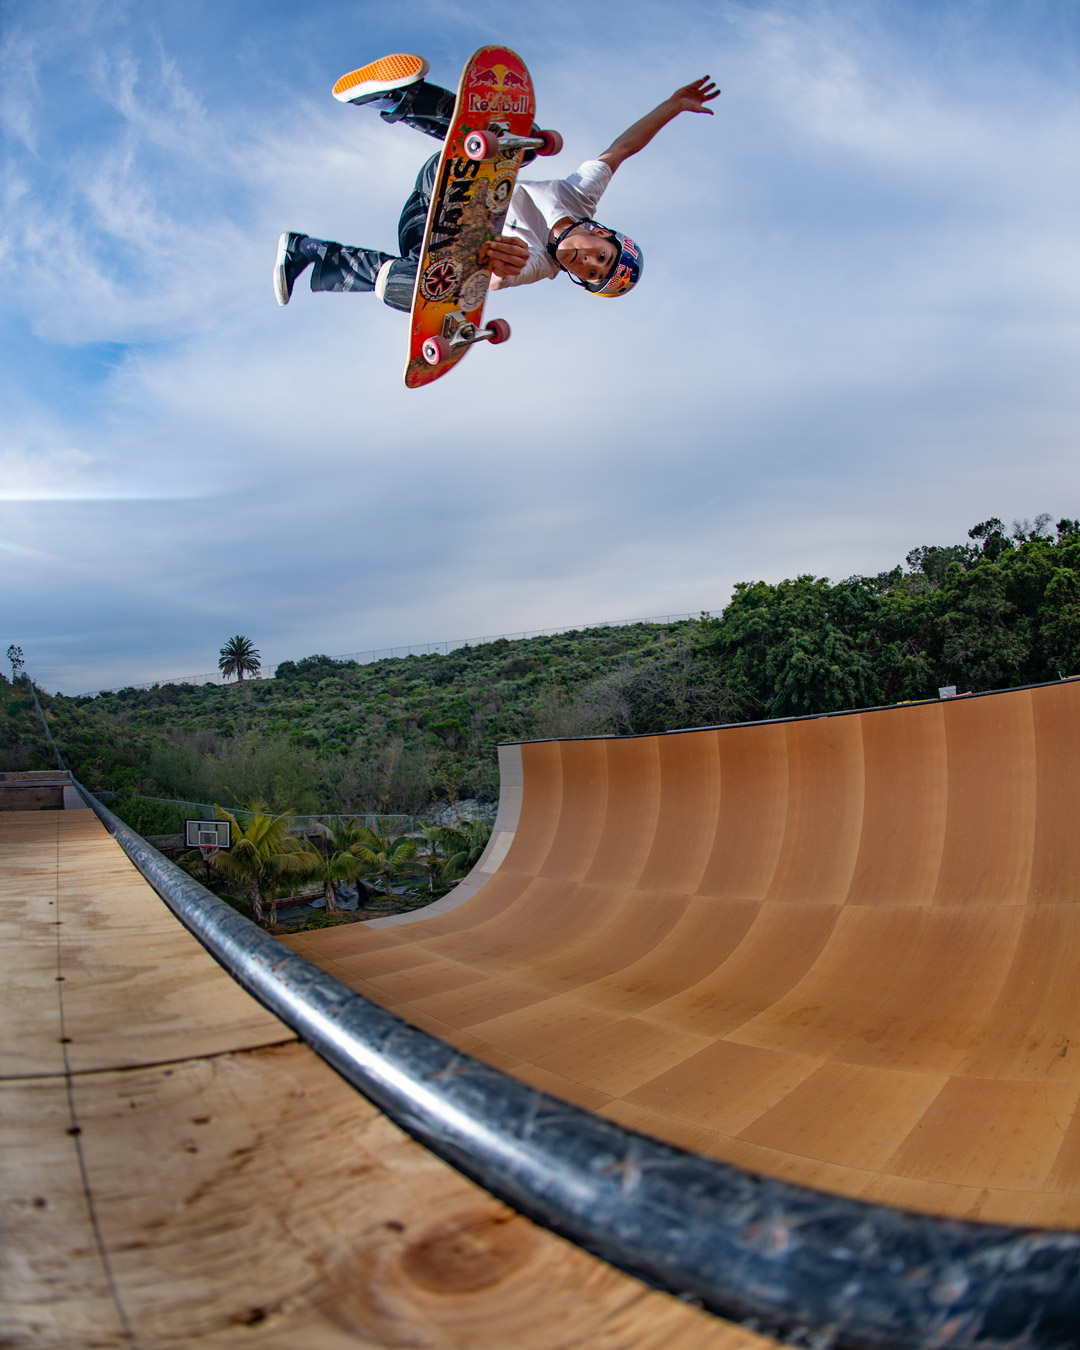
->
[554,226,618,287]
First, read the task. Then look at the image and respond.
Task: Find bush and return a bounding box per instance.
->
[111,794,190,836]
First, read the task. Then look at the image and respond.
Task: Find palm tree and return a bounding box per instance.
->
[218,635,261,682]
[305,817,367,913]
[440,818,494,880]
[210,805,317,927]
[352,818,418,901]
[411,822,450,893]
[178,846,216,890]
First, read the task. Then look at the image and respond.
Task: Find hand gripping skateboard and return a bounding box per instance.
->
[404,45,562,389]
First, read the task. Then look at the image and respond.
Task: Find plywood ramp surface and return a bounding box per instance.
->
[1,809,772,1348]
[286,683,1080,1228]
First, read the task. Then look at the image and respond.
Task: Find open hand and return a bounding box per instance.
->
[670,76,720,115]
[481,235,530,278]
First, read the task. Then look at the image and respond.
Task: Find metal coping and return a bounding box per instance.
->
[72,777,1080,1349]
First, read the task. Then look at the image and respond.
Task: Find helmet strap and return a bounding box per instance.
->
[547,219,615,289]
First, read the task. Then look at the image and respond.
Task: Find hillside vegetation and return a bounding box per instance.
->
[1,678,53,772]
[8,515,1079,822]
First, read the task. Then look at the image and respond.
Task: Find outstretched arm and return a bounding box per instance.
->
[598,77,719,173]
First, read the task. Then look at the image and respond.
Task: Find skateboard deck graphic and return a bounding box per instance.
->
[404,46,537,389]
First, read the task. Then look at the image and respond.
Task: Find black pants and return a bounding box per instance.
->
[309,82,457,312]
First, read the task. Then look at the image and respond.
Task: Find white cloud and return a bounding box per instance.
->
[2,0,1078,692]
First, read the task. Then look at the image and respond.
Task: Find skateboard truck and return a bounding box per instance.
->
[464,125,563,161]
[422,313,511,366]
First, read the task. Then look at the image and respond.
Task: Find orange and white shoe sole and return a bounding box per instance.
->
[332,54,429,103]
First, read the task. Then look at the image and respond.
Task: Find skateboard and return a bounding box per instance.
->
[404,45,562,389]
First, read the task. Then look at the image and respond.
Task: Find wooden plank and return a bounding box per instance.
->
[1030,681,1080,902]
[52,813,292,1072]
[738,1061,949,1172]
[643,902,840,1038]
[934,691,1037,905]
[1,1076,128,1347]
[697,722,789,900]
[572,896,759,1015]
[957,905,1080,1080]
[636,729,723,894]
[583,737,664,887]
[845,700,948,906]
[0,813,66,1079]
[765,715,865,904]
[5,1049,769,1350]
[832,904,1024,1074]
[729,905,930,1059]
[0,784,65,810]
[882,1077,1080,1191]
[626,1039,818,1138]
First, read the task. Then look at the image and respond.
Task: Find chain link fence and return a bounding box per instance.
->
[74,610,706,697]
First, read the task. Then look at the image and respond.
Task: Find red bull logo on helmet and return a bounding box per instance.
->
[597,264,635,297]
[591,233,642,297]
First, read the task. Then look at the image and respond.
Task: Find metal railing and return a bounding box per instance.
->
[128,796,419,834]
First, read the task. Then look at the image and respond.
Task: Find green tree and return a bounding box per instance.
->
[439,818,493,880]
[352,819,418,900]
[698,575,881,720]
[204,731,319,813]
[178,846,217,890]
[933,563,1028,691]
[968,517,1013,562]
[905,544,975,588]
[1038,568,1080,677]
[6,645,24,682]
[218,635,261,683]
[304,817,367,913]
[410,823,451,893]
[210,805,317,927]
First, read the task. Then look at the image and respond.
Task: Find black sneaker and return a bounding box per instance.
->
[274,231,311,306]
[332,54,429,105]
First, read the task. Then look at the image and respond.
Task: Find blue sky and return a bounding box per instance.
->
[3,0,1078,693]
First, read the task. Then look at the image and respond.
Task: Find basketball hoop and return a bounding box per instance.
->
[185,819,231,857]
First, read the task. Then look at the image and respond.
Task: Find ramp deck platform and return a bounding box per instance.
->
[1,804,765,1348]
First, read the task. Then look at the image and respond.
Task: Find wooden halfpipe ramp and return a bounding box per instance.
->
[287,680,1080,1230]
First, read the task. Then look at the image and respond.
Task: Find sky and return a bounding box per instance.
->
[2,0,1078,694]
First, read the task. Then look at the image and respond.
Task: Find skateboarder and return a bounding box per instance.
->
[274,55,718,311]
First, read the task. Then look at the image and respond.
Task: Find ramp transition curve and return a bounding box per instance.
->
[287,680,1080,1230]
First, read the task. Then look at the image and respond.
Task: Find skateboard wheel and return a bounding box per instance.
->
[464,129,500,161]
[536,129,563,157]
[487,318,511,345]
[422,335,451,365]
